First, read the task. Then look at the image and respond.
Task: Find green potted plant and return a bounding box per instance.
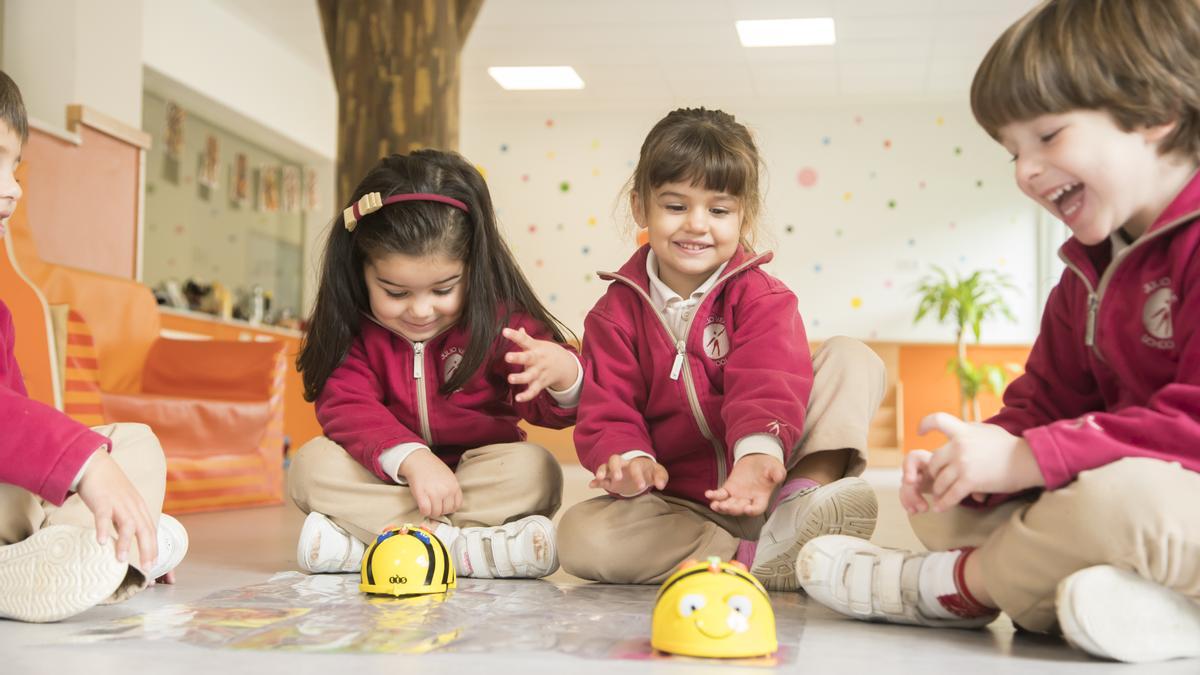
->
[913,266,1021,421]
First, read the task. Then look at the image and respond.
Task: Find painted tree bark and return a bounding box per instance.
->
[318,0,483,206]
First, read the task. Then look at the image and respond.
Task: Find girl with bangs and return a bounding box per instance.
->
[559,108,887,589]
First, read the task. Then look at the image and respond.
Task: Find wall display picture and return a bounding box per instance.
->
[198,135,220,191]
[232,153,250,205]
[303,167,320,212]
[260,167,280,213]
[282,166,300,214]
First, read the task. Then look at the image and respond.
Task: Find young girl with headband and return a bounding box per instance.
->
[290,150,580,579]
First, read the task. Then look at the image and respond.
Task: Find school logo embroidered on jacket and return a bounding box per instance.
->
[1141,277,1176,350]
[702,320,730,362]
[443,351,464,381]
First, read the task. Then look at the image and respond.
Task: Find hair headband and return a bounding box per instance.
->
[343,192,470,231]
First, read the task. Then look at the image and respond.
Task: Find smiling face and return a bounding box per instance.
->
[999,110,1184,244]
[0,121,23,237]
[364,252,466,342]
[651,560,777,659]
[634,181,744,297]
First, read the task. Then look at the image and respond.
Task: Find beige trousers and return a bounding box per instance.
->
[287,437,564,544]
[559,336,887,584]
[0,422,167,601]
[910,457,1200,632]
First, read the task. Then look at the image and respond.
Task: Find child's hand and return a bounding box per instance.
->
[899,449,935,514]
[399,449,463,518]
[75,451,159,569]
[502,327,579,403]
[705,454,786,516]
[589,455,668,496]
[918,412,1046,512]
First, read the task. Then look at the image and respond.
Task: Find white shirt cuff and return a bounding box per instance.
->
[732,434,785,465]
[546,356,584,408]
[378,443,430,485]
[610,450,657,498]
[70,447,104,492]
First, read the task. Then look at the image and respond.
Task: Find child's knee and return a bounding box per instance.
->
[107,423,166,475]
[502,444,564,512]
[286,438,343,504]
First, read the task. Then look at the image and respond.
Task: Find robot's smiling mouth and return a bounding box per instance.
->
[694,620,734,640]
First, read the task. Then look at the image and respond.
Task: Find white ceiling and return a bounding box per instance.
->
[462,0,1042,110]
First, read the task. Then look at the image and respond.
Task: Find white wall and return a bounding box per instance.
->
[463,100,1054,343]
[2,0,142,129]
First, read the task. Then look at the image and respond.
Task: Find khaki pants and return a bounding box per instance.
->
[910,457,1200,633]
[287,437,564,544]
[559,336,887,584]
[0,422,167,601]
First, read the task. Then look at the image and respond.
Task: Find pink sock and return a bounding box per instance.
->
[771,478,820,511]
[735,539,757,565]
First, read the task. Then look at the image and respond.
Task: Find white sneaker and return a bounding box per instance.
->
[297,512,365,574]
[796,535,996,628]
[1057,565,1200,663]
[0,525,127,622]
[144,514,189,581]
[441,515,558,579]
[751,477,878,591]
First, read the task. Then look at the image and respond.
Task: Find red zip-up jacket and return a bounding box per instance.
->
[315,311,578,482]
[574,246,814,505]
[989,170,1200,489]
[0,299,108,504]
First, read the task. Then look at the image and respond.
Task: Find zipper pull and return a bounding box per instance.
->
[1085,294,1098,347]
[670,343,685,380]
[413,341,425,379]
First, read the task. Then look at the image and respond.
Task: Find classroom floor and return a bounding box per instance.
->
[3,467,1194,674]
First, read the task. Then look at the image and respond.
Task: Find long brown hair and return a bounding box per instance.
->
[298,149,571,401]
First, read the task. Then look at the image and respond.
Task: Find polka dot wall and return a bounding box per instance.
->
[462,103,1042,342]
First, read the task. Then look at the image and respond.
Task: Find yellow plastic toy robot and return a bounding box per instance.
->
[651,557,777,658]
[359,524,456,597]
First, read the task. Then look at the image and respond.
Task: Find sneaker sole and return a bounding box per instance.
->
[753,477,878,592]
[145,514,189,580]
[0,525,127,623]
[1057,565,1200,663]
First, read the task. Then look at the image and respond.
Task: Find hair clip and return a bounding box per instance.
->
[343,192,470,232]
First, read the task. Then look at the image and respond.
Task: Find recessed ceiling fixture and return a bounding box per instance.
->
[488,66,585,90]
[736,18,836,47]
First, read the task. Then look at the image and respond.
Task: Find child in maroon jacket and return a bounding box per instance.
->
[0,70,184,623]
[291,149,581,579]
[798,0,1200,663]
[559,107,887,590]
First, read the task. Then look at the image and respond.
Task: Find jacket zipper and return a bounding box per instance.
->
[1059,208,1200,363]
[412,341,432,445]
[602,253,768,486]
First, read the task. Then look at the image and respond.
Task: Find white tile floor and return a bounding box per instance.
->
[3,467,1194,674]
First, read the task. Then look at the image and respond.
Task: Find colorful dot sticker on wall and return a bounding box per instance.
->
[584,273,593,282]
[546,151,556,160]
[887,199,897,209]
[592,168,601,176]
[549,293,558,302]
[813,319,821,328]
[869,171,878,179]
[854,115,863,125]
[884,280,894,289]
[908,238,916,246]
[556,223,565,231]
[851,297,863,309]
[960,255,968,263]
[797,167,818,187]
[976,179,984,188]
[919,180,927,189]
[785,224,795,234]
[581,245,591,255]
[500,144,509,153]
[528,224,537,233]
[954,146,963,156]
[814,264,823,273]
[522,174,530,182]
[559,181,571,193]
[546,119,555,128]
[949,221,957,229]
[835,228,844,237]
[883,139,892,149]
[536,259,544,267]
[842,192,853,202]
[591,139,600,150]
[587,216,597,227]
[821,136,831,146]
[174,224,185,234]
[936,116,945,126]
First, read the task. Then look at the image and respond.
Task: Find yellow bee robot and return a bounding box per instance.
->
[359,524,456,597]
[651,557,777,658]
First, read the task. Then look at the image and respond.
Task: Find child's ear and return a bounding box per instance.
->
[1140,119,1177,145]
[631,191,647,229]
